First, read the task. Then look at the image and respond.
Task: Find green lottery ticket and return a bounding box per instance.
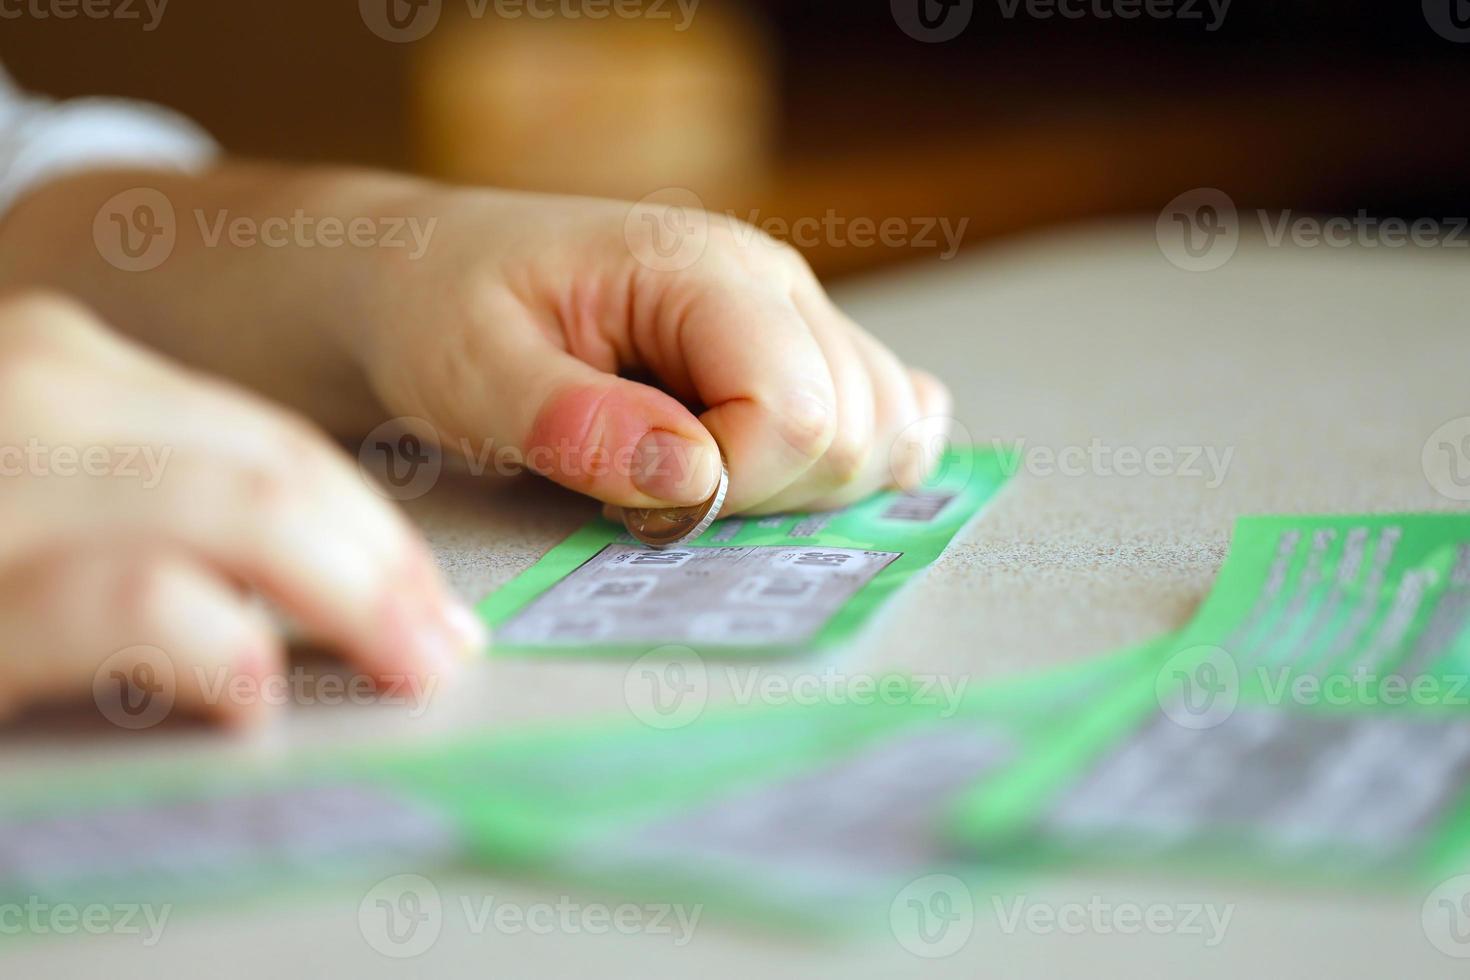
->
[952,513,1470,884]
[0,651,1146,938]
[501,649,1156,929]
[477,446,1013,657]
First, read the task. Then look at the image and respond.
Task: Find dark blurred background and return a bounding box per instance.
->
[3,0,1468,277]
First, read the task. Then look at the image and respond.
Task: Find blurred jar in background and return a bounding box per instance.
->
[411,2,775,208]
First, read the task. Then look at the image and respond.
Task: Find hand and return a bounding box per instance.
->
[0,292,483,726]
[0,168,953,515]
[354,190,954,514]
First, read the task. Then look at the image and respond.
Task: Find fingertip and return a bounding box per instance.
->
[526,380,714,505]
[633,429,720,505]
[909,366,952,418]
[442,601,490,658]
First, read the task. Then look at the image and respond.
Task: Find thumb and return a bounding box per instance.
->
[524,357,723,507]
[413,327,722,508]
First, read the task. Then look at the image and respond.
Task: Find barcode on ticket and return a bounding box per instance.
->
[881,492,956,522]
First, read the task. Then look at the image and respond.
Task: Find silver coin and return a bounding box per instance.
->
[619,458,730,549]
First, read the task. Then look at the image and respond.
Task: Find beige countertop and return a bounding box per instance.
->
[6,219,1468,977]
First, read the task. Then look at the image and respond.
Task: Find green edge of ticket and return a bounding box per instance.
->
[950,513,1470,885]
[476,446,1015,658]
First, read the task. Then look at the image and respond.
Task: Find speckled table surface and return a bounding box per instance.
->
[10,221,1468,978]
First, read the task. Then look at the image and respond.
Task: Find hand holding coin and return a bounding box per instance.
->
[617,458,730,549]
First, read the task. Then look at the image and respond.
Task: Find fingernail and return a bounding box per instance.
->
[409,620,463,679]
[442,601,489,657]
[634,430,717,504]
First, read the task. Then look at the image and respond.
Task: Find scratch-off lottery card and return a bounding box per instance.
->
[478,446,1014,657]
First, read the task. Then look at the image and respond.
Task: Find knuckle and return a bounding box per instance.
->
[197,446,306,526]
[238,459,300,518]
[114,556,183,625]
[823,431,871,483]
[778,405,837,462]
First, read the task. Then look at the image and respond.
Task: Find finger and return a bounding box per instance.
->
[804,327,928,510]
[638,276,839,512]
[0,549,283,728]
[1,385,486,683]
[906,366,955,481]
[740,289,875,515]
[381,292,723,508]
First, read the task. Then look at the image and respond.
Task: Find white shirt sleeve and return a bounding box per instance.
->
[0,65,218,220]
